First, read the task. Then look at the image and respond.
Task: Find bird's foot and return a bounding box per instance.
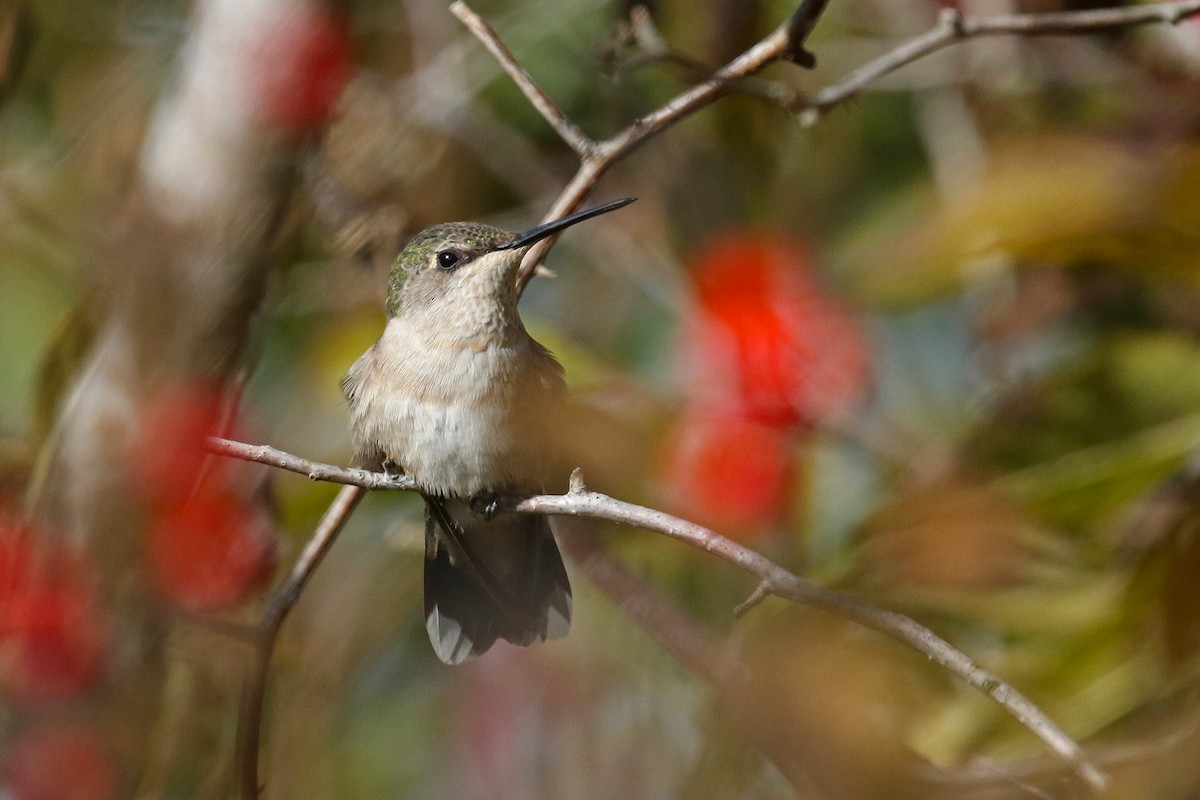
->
[469,490,501,521]
[382,458,405,477]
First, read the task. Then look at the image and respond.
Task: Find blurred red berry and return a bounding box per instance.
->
[130,382,226,509]
[131,382,276,612]
[145,485,276,613]
[5,720,116,800]
[660,409,796,538]
[0,528,35,581]
[686,231,870,428]
[0,586,109,700]
[0,525,109,701]
[252,4,351,135]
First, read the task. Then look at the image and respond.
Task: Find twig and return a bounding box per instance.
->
[236,483,365,799]
[802,0,1200,123]
[733,581,772,618]
[210,438,416,490]
[783,0,829,66]
[207,436,1106,794]
[448,2,594,158]
[628,5,671,60]
[617,8,816,118]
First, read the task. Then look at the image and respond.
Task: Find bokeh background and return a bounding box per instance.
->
[5,0,1200,797]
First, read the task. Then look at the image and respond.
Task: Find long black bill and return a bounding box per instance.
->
[496,197,636,251]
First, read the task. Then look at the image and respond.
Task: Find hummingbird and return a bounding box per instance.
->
[343,197,636,664]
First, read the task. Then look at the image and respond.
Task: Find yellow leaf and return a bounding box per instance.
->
[837,137,1200,305]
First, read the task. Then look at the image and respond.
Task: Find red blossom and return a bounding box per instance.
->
[132,382,277,613]
[685,231,870,429]
[660,409,797,539]
[129,382,226,509]
[144,484,277,613]
[4,720,117,800]
[251,4,352,135]
[0,525,109,702]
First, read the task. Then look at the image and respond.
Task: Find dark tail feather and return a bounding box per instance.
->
[423,495,572,665]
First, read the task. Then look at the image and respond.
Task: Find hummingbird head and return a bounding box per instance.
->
[386,197,635,319]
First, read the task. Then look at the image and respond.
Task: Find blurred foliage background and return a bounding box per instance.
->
[6,0,1200,797]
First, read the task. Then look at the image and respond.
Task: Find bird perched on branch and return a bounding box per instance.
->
[344,197,635,664]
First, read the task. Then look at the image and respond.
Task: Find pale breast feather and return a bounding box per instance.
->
[355,318,559,494]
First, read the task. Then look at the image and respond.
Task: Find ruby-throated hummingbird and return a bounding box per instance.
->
[344,197,636,664]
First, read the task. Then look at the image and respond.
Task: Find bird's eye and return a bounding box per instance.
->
[435,250,460,270]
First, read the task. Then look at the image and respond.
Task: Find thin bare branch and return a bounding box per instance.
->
[208,436,1106,794]
[784,0,830,66]
[617,9,817,120]
[236,483,366,800]
[210,437,416,491]
[599,25,789,160]
[629,5,671,59]
[449,1,595,157]
[803,0,1200,123]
